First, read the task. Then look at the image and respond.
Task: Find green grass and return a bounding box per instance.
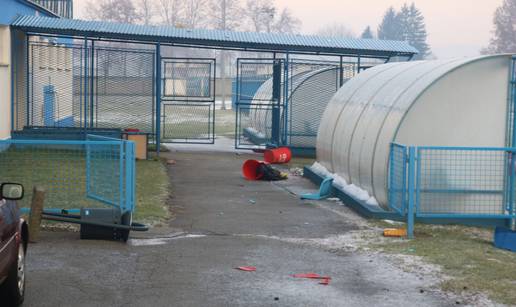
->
[0,147,170,223]
[161,109,235,140]
[133,158,169,223]
[371,223,516,305]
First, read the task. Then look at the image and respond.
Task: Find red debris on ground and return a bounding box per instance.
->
[292,273,331,285]
[292,273,321,279]
[235,266,257,272]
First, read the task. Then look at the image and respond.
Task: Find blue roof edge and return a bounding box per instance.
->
[10,15,419,56]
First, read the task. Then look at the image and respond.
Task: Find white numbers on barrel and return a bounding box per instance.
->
[279,153,288,163]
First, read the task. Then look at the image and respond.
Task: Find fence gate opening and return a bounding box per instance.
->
[161,58,216,144]
[235,58,284,149]
[19,38,156,135]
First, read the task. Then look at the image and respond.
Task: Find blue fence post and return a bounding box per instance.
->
[407,146,416,239]
[83,37,89,129]
[283,53,290,146]
[510,151,516,230]
[271,59,282,146]
[155,43,162,155]
[234,59,240,148]
[124,140,135,213]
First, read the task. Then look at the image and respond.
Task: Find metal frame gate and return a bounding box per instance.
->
[235,58,284,149]
[22,38,156,135]
[160,57,216,144]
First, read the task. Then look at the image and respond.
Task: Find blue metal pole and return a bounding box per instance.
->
[407,146,416,239]
[89,40,95,128]
[10,29,15,133]
[339,56,344,87]
[83,37,88,129]
[155,43,162,155]
[271,59,282,146]
[234,59,240,149]
[283,53,290,146]
[25,35,30,127]
[510,57,516,229]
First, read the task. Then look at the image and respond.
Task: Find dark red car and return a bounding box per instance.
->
[0,183,28,306]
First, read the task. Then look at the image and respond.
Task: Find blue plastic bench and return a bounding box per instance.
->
[300,177,334,200]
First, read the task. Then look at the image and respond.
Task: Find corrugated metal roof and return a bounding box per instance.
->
[11,15,418,57]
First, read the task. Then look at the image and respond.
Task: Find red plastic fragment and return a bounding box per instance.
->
[235,266,257,272]
[293,273,331,285]
[292,273,321,279]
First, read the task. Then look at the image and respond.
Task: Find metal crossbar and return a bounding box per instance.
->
[0,136,135,214]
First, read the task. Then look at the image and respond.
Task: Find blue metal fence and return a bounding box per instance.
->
[0,136,135,214]
[388,143,408,215]
[388,144,516,238]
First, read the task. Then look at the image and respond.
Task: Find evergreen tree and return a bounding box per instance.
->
[483,0,516,54]
[361,26,374,39]
[398,3,430,59]
[377,7,402,40]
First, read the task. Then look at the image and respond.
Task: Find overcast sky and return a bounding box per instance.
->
[74,0,503,59]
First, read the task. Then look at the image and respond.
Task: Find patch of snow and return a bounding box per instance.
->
[310,162,380,207]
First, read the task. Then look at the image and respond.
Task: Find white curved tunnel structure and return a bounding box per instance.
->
[316,55,512,209]
[248,67,344,147]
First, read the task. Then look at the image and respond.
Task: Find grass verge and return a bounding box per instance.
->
[0,147,170,224]
[133,158,170,223]
[371,223,516,305]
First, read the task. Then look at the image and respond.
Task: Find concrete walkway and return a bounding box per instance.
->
[24,150,453,307]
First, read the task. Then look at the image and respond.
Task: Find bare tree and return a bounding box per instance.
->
[182,0,209,29]
[85,0,142,23]
[137,0,155,25]
[245,0,275,32]
[158,0,183,27]
[208,0,243,110]
[316,23,355,38]
[273,8,301,34]
[208,0,243,31]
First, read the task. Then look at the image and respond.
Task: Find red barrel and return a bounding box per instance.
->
[264,147,291,164]
[242,159,265,180]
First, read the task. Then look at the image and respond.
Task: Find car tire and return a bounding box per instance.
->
[0,244,26,306]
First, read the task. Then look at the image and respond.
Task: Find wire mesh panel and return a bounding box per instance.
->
[236,58,277,103]
[27,42,86,129]
[286,60,355,148]
[0,138,135,213]
[161,58,216,144]
[94,48,155,134]
[388,143,407,215]
[162,58,215,101]
[235,104,273,148]
[416,147,512,217]
[162,103,215,143]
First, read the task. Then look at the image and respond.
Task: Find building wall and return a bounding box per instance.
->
[0,0,53,26]
[0,26,11,139]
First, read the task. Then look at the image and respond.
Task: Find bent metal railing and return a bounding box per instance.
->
[0,135,135,214]
[388,143,516,238]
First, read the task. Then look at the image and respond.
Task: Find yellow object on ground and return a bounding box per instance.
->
[383,228,407,237]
